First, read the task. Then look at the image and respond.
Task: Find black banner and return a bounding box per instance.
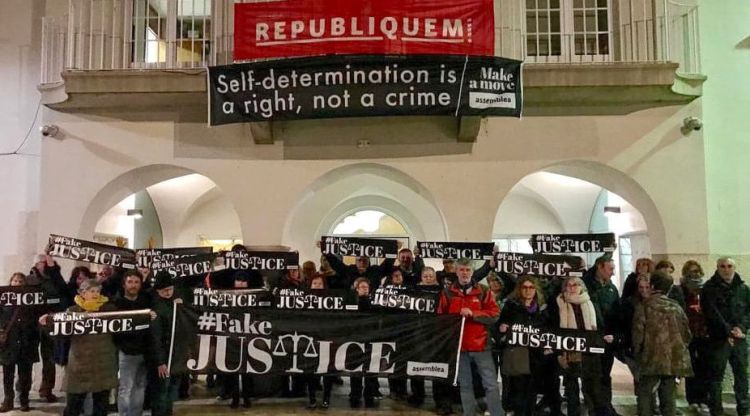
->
[194,288,358,311]
[151,253,220,279]
[321,236,398,259]
[530,233,616,254]
[417,241,494,260]
[208,54,522,125]
[136,247,213,269]
[47,234,136,269]
[193,288,276,309]
[505,324,605,354]
[45,309,152,337]
[0,286,60,308]
[371,286,439,314]
[494,252,583,277]
[172,304,463,380]
[276,288,358,311]
[222,249,299,271]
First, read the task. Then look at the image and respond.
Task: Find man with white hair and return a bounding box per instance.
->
[437,258,502,416]
[702,257,750,416]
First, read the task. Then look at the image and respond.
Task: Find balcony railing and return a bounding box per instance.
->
[40,0,701,85]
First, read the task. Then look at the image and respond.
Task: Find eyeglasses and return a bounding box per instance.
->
[520,285,536,290]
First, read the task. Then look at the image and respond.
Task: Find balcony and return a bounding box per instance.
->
[40,0,704,116]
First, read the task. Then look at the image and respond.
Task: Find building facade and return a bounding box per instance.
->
[1,0,748,285]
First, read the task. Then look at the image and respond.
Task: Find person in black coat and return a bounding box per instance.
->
[222,271,257,409]
[323,253,394,290]
[27,253,67,403]
[348,277,379,409]
[498,276,555,416]
[582,255,621,416]
[113,270,154,416]
[620,258,654,301]
[701,257,750,416]
[0,273,40,412]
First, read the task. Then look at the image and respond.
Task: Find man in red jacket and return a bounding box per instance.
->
[438,258,502,416]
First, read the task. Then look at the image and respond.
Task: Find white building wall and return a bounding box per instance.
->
[0,0,45,277]
[37,100,711,269]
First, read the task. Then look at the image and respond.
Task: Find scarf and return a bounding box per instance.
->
[526,299,538,313]
[557,291,597,330]
[74,294,109,312]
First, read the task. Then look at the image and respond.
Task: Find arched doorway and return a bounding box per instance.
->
[85,165,243,251]
[493,167,658,289]
[282,163,448,265]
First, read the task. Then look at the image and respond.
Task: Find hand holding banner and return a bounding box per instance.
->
[370,286,440,313]
[222,248,299,271]
[136,247,213,269]
[47,234,136,269]
[44,309,152,337]
[417,241,494,260]
[494,252,584,278]
[504,323,605,354]
[529,233,616,254]
[320,236,398,259]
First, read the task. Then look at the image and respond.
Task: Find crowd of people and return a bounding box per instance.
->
[0,245,748,416]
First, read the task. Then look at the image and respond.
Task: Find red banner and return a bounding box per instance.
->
[233,0,495,61]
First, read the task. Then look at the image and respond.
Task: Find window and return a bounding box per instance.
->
[332,210,408,236]
[493,236,534,253]
[526,0,562,58]
[525,0,612,62]
[175,0,212,66]
[132,0,212,68]
[572,0,609,56]
[331,210,410,265]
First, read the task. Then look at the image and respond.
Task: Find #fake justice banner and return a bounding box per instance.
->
[171,304,463,380]
[233,0,494,60]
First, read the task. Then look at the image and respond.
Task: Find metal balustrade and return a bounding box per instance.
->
[40,0,701,85]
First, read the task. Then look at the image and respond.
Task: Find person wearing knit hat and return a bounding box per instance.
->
[150,270,183,416]
[152,271,173,291]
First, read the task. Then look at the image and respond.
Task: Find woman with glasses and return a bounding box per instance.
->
[498,276,556,416]
[680,260,710,412]
[554,276,608,416]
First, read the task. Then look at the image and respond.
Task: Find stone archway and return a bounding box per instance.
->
[80,164,243,248]
[282,163,448,264]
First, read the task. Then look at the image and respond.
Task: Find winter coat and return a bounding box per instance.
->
[437,283,499,351]
[583,268,621,341]
[63,303,119,394]
[324,253,395,290]
[399,257,425,288]
[27,264,68,313]
[150,294,187,375]
[621,272,639,301]
[681,285,708,339]
[632,294,693,377]
[700,272,750,340]
[113,293,153,361]
[0,304,40,366]
[497,298,551,368]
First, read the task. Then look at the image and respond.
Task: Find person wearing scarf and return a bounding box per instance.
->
[57,279,117,416]
[498,275,554,416]
[679,260,710,412]
[555,277,607,416]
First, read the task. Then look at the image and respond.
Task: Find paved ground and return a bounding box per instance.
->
[0,361,742,415]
